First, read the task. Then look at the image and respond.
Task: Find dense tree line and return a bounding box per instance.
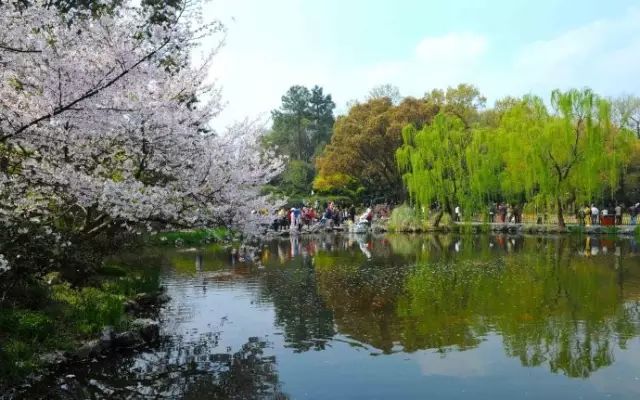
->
[397,88,634,226]
[312,84,488,203]
[303,84,639,225]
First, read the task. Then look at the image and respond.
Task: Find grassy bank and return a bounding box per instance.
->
[148,227,232,247]
[0,264,160,385]
[0,226,235,388]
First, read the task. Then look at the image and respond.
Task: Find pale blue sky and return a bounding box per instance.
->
[203,0,640,128]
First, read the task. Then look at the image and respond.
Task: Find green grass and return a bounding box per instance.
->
[0,308,67,381]
[149,227,231,247]
[51,284,125,336]
[603,226,620,237]
[566,225,586,235]
[0,264,161,385]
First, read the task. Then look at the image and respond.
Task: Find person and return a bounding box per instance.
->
[489,203,496,223]
[308,207,317,224]
[577,206,585,226]
[590,204,599,225]
[349,205,356,222]
[301,207,310,226]
[289,208,296,231]
[498,203,506,223]
[454,206,461,222]
[583,204,591,226]
[274,208,285,231]
[293,207,302,230]
[631,203,639,225]
[506,204,513,223]
[321,206,333,226]
[359,207,373,225]
[615,203,623,225]
[332,206,341,227]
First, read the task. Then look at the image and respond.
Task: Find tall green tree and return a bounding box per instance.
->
[396,113,501,225]
[393,85,496,225]
[308,86,336,155]
[263,85,335,197]
[396,114,468,224]
[498,89,633,227]
[315,97,439,201]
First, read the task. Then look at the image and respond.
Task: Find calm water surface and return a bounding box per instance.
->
[26,234,640,399]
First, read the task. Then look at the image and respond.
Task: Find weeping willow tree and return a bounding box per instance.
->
[498,89,633,227]
[396,113,501,226]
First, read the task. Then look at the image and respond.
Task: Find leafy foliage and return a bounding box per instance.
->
[395,88,634,226]
[315,96,439,200]
[498,89,634,226]
[263,85,335,196]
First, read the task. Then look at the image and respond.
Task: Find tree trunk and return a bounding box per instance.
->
[556,197,565,228]
[432,210,444,228]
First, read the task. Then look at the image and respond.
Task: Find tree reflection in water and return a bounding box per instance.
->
[22,335,288,399]
[23,234,640,399]
[258,238,338,352]
[259,234,640,378]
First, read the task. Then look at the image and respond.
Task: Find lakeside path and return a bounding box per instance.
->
[450,222,638,235]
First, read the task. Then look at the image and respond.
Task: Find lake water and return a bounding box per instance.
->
[23,234,640,399]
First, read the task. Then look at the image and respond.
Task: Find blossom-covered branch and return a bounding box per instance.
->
[0,0,284,237]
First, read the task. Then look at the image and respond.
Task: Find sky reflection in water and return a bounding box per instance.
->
[28,234,640,399]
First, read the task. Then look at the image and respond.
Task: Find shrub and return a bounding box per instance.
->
[388,205,429,232]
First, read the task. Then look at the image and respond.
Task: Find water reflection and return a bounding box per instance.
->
[20,234,640,399]
[258,234,640,378]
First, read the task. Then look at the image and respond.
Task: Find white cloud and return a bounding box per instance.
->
[359,32,489,97]
[415,32,488,64]
[508,7,640,96]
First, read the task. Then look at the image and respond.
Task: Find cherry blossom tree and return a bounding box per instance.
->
[0,0,283,237]
[0,0,284,285]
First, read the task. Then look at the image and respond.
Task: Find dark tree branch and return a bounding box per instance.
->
[0,43,42,53]
[1,39,170,143]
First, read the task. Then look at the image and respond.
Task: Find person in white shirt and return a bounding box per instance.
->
[591,205,599,225]
[615,204,623,225]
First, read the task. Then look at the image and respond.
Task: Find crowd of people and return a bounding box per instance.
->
[271,201,373,232]
[272,200,640,231]
[460,201,640,225]
[577,203,640,226]
[487,203,523,223]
